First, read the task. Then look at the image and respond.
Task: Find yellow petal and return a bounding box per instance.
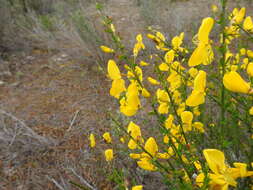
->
[198,17,214,44]
[186,90,205,107]
[104,149,113,161]
[139,60,149,66]
[158,102,169,114]
[108,59,121,80]
[223,71,251,94]
[164,115,174,129]
[141,88,151,98]
[249,106,253,115]
[203,149,226,174]
[137,158,157,171]
[147,77,160,85]
[129,153,141,159]
[110,79,126,99]
[89,133,96,148]
[100,45,114,53]
[247,62,253,77]
[180,111,193,125]
[194,70,206,92]
[132,185,143,190]
[102,132,112,143]
[243,16,253,31]
[144,137,158,157]
[164,50,175,63]
[188,43,213,67]
[159,62,169,71]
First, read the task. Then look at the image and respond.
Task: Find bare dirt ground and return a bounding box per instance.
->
[0,51,115,190]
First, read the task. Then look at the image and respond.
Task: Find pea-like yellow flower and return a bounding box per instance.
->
[104,149,113,161]
[141,88,151,98]
[196,149,253,190]
[247,62,253,77]
[165,115,174,129]
[193,122,205,133]
[107,59,121,80]
[120,82,140,116]
[139,60,149,66]
[181,111,193,132]
[249,106,253,115]
[147,77,160,85]
[164,50,175,63]
[110,79,126,99]
[188,67,199,78]
[186,70,206,107]
[232,7,246,24]
[100,45,114,53]
[102,132,112,143]
[171,32,184,50]
[189,17,214,67]
[127,121,143,149]
[223,71,251,94]
[144,137,158,157]
[132,185,143,190]
[89,133,96,148]
[159,62,169,71]
[211,4,218,13]
[198,17,214,44]
[243,16,253,32]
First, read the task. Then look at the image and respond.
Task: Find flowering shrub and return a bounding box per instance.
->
[89,1,253,190]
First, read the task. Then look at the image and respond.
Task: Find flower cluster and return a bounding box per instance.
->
[89,3,253,190]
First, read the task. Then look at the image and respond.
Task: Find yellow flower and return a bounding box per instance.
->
[186,70,206,107]
[189,17,214,67]
[110,79,126,99]
[120,137,125,143]
[193,122,205,133]
[171,32,184,50]
[186,91,205,107]
[104,149,113,161]
[120,83,140,116]
[240,48,246,55]
[132,185,143,190]
[147,77,160,85]
[102,132,112,143]
[158,103,169,114]
[164,50,175,63]
[249,106,253,115]
[188,67,199,78]
[197,149,250,189]
[156,89,169,102]
[137,157,157,171]
[130,153,141,159]
[188,43,214,67]
[233,7,246,24]
[198,17,214,44]
[139,60,149,66]
[89,133,96,148]
[107,59,121,80]
[159,62,169,71]
[243,16,253,32]
[165,115,174,129]
[141,88,151,98]
[100,45,114,53]
[223,71,251,94]
[247,62,253,77]
[181,111,193,132]
[211,4,218,13]
[193,70,206,92]
[144,137,158,157]
[127,121,143,149]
